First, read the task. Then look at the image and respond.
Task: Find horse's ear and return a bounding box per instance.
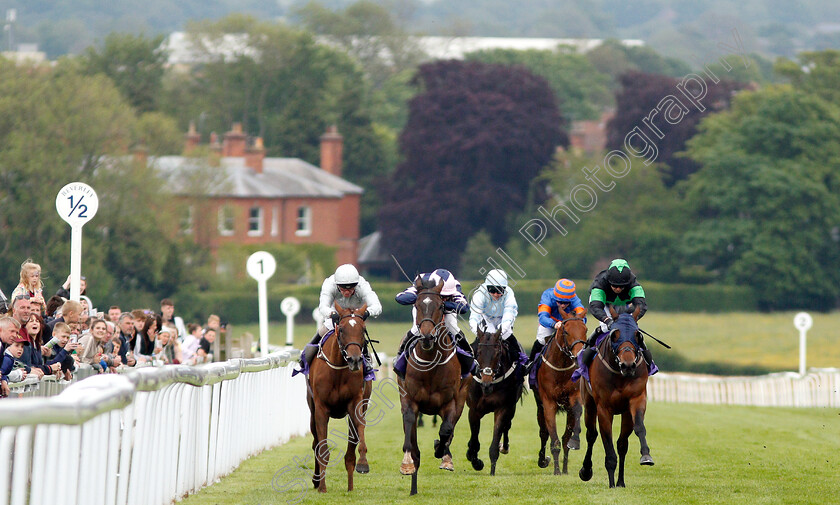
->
[433,278,444,293]
[632,303,642,321]
[357,303,368,316]
[556,307,568,321]
[578,307,588,318]
[608,305,618,320]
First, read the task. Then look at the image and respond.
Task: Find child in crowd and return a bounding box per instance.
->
[1,333,30,385]
[195,328,216,364]
[102,335,123,372]
[181,323,202,364]
[43,322,81,381]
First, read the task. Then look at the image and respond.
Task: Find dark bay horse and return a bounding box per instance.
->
[399,277,470,495]
[306,303,372,493]
[534,309,587,475]
[465,324,524,476]
[579,304,653,488]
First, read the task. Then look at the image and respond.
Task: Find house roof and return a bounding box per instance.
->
[153,155,363,199]
[357,231,390,265]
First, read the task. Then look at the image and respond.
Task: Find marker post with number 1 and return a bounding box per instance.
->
[247,251,277,357]
[55,183,99,301]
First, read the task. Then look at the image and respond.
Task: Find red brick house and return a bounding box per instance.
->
[154,123,362,266]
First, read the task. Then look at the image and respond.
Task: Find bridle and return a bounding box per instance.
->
[472,330,515,385]
[597,324,643,376]
[317,312,365,370]
[415,289,445,344]
[542,317,587,372]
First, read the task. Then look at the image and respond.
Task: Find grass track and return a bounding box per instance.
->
[181,383,840,505]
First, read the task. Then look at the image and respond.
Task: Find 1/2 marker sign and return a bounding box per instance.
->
[56,182,99,227]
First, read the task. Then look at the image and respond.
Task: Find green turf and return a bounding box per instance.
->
[180,382,840,505]
[236,311,840,370]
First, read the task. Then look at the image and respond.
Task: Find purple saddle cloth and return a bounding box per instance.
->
[394,337,476,379]
[571,334,658,384]
[292,330,377,381]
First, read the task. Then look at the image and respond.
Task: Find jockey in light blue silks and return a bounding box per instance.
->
[394,269,474,378]
[468,269,526,363]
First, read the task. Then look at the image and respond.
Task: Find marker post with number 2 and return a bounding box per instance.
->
[247,251,277,357]
[55,183,99,301]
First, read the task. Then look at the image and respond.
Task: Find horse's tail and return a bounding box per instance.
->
[517,381,527,404]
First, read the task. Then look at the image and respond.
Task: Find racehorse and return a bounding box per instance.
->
[306,303,372,493]
[399,276,470,495]
[534,309,587,475]
[465,324,524,476]
[579,304,653,488]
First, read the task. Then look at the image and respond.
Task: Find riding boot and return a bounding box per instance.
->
[639,337,653,365]
[578,329,601,367]
[302,331,321,366]
[396,329,414,357]
[454,331,476,376]
[527,341,544,371]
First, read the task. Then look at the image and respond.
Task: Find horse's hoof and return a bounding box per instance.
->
[433,439,445,459]
[439,455,454,471]
[579,467,593,481]
[640,455,654,466]
[355,463,370,474]
[471,458,484,471]
[400,463,416,475]
[538,456,550,469]
[499,441,509,455]
[567,438,580,451]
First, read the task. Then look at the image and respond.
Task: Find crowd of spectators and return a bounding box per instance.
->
[1,259,226,398]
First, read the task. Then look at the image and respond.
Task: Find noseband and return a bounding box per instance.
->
[555,317,587,361]
[318,312,365,369]
[415,289,444,342]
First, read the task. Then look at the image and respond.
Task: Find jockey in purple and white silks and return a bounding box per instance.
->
[468,269,525,361]
[394,269,473,378]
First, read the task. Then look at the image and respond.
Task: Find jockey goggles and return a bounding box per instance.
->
[487,285,505,295]
[337,283,358,290]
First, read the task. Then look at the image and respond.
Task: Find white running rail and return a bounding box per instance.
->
[0,351,308,505]
[648,368,840,407]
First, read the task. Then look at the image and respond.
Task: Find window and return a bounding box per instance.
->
[218,206,235,236]
[180,205,194,235]
[296,206,312,236]
[247,206,263,236]
[271,206,279,237]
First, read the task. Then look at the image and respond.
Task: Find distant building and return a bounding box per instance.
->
[568,109,614,154]
[1,43,47,65]
[150,123,362,267]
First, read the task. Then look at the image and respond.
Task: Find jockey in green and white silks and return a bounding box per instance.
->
[578,259,652,367]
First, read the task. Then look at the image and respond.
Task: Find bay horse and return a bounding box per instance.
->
[579,304,653,488]
[534,309,587,475]
[399,276,470,495]
[306,302,372,493]
[465,324,524,476]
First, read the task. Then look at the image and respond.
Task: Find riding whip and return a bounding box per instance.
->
[638,328,671,349]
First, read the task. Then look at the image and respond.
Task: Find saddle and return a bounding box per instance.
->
[394,332,475,379]
[292,330,377,381]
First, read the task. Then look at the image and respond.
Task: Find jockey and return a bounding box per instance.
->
[578,258,650,367]
[301,264,382,370]
[527,278,586,368]
[468,269,524,360]
[394,269,473,376]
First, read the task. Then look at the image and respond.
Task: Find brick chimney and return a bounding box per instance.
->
[184,121,201,154]
[245,137,266,173]
[320,125,343,177]
[209,132,222,156]
[223,123,247,157]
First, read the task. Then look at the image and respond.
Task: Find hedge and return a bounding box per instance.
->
[176,279,758,326]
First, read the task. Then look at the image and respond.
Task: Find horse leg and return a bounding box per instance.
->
[310,405,321,490]
[400,404,418,476]
[536,396,550,468]
[578,389,597,482]
[568,398,582,450]
[466,404,484,471]
[540,392,562,475]
[561,406,575,475]
[435,400,457,470]
[616,412,633,488]
[489,407,513,476]
[597,409,617,488]
[313,407,331,493]
[354,382,372,474]
[501,427,510,455]
[410,417,420,496]
[631,394,654,466]
[501,400,516,456]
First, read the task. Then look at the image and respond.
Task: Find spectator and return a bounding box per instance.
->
[107,306,122,323]
[43,322,80,381]
[44,295,65,322]
[78,297,94,331]
[26,314,61,376]
[181,323,202,364]
[78,318,109,371]
[154,328,182,364]
[160,299,188,341]
[135,314,161,364]
[12,259,46,316]
[55,274,87,299]
[196,328,216,364]
[116,313,137,367]
[0,316,22,397]
[204,314,225,357]
[102,335,123,372]
[9,295,47,379]
[1,332,30,389]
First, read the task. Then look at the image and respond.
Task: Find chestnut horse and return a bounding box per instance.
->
[306,303,372,493]
[399,277,470,495]
[465,324,524,476]
[579,304,653,488]
[534,309,587,475]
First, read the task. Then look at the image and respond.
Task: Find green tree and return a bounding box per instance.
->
[466,47,612,121]
[681,86,840,309]
[775,49,840,104]
[81,32,168,113]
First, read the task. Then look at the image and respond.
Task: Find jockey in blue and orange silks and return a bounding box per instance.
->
[527,278,587,368]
